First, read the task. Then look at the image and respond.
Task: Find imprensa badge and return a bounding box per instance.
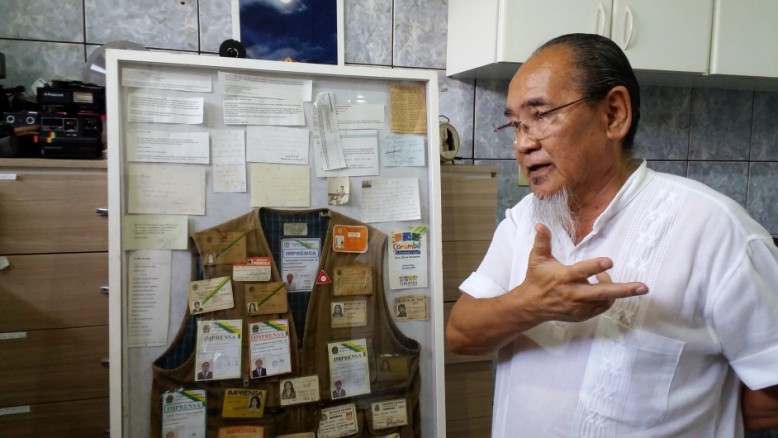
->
[189,276,235,314]
[233,257,272,282]
[161,389,206,438]
[318,404,358,438]
[195,320,242,381]
[332,224,368,253]
[245,282,288,315]
[217,425,265,438]
[333,265,373,296]
[279,375,320,406]
[249,320,292,379]
[222,388,267,418]
[371,399,408,429]
[328,339,370,399]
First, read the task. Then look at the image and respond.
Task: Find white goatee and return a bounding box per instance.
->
[531,187,578,241]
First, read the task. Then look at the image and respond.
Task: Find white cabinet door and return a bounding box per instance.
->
[612,0,713,73]
[711,0,778,77]
[497,0,612,64]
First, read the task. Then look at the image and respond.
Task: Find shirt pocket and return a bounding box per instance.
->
[578,319,684,428]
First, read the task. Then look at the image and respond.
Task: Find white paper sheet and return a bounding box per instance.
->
[246,126,309,165]
[249,163,310,207]
[122,215,189,250]
[128,250,171,347]
[315,130,379,177]
[122,67,212,92]
[127,163,206,215]
[313,93,347,170]
[212,129,247,193]
[126,129,210,164]
[127,92,204,124]
[223,97,305,126]
[219,71,312,101]
[381,134,426,167]
[335,104,385,130]
[360,178,421,223]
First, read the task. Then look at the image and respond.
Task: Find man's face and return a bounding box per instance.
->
[506,45,616,202]
[335,381,342,389]
[202,362,209,372]
[256,359,263,369]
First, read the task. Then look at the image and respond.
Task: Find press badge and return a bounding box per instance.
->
[201,231,247,265]
[333,265,373,296]
[222,388,267,418]
[371,399,408,429]
[328,339,370,399]
[189,276,235,314]
[279,375,320,406]
[318,404,358,438]
[249,319,292,378]
[393,295,428,321]
[330,300,367,328]
[332,225,368,253]
[161,389,206,438]
[217,425,265,438]
[377,354,410,382]
[195,320,242,381]
[233,257,272,282]
[245,282,288,315]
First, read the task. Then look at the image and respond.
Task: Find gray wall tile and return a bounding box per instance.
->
[475,159,531,223]
[0,0,83,42]
[633,86,691,160]
[687,161,749,207]
[393,0,447,69]
[748,162,778,234]
[689,88,752,160]
[0,40,84,88]
[438,72,474,159]
[344,0,392,66]
[85,0,199,51]
[647,160,687,177]
[750,91,778,161]
[474,79,512,159]
[199,0,234,54]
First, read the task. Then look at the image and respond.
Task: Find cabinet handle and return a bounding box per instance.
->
[100,285,110,295]
[101,358,110,367]
[596,3,606,36]
[621,6,634,51]
[96,207,109,217]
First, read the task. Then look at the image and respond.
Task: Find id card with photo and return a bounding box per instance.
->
[249,319,292,378]
[281,238,321,292]
[195,320,242,381]
[222,388,267,418]
[332,225,368,253]
[393,295,428,321]
[328,339,370,399]
[200,231,247,265]
[371,399,408,429]
[161,389,206,438]
[189,276,235,314]
[233,257,272,282]
[245,282,288,315]
[330,300,367,328]
[333,265,373,296]
[318,404,358,438]
[217,425,265,438]
[279,375,320,406]
[376,354,410,382]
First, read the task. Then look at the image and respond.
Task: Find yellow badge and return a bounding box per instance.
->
[221,388,266,418]
[217,425,265,438]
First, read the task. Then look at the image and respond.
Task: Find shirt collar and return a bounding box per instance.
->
[588,159,650,237]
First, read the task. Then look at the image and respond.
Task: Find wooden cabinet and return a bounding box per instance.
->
[710,0,778,78]
[448,0,713,77]
[0,159,109,437]
[440,165,498,437]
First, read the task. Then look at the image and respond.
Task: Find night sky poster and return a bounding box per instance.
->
[239,0,339,65]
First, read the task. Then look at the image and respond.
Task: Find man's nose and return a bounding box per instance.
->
[513,132,541,154]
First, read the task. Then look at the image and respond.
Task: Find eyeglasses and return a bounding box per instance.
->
[494,95,594,141]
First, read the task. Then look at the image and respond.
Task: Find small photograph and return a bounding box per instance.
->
[281,380,296,400]
[328,177,349,205]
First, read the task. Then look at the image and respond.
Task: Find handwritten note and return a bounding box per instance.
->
[389,82,427,134]
[360,178,421,223]
[249,163,310,208]
[122,215,188,250]
[212,129,247,193]
[382,134,426,167]
[127,92,204,124]
[128,250,171,347]
[127,163,206,215]
[126,129,209,164]
[246,126,309,165]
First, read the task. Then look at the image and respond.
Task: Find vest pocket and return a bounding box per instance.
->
[578,319,684,428]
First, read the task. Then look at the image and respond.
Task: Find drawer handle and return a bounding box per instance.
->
[96,207,109,216]
[101,358,110,367]
[100,285,110,295]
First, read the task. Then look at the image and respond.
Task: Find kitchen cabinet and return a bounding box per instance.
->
[448,0,713,77]
[0,158,109,437]
[710,0,778,78]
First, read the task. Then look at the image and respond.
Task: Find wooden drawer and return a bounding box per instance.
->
[442,240,491,302]
[444,361,494,420]
[0,252,108,332]
[441,168,498,242]
[0,397,109,438]
[443,302,495,364]
[0,172,107,254]
[0,326,109,406]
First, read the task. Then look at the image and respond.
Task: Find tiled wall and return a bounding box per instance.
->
[1,0,776,236]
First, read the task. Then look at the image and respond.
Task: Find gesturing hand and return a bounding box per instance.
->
[516,223,648,324]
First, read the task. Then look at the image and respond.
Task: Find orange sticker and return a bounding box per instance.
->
[332,225,368,253]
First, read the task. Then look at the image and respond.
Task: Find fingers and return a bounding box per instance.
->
[530,223,553,260]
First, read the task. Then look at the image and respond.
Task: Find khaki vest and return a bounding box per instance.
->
[150,208,421,437]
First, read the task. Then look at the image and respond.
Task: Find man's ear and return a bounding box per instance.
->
[603,85,632,141]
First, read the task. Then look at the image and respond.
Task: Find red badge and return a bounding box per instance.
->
[315,270,332,284]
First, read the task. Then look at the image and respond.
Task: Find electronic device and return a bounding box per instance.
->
[35,113,103,158]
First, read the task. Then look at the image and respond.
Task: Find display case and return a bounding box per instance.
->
[105,50,445,437]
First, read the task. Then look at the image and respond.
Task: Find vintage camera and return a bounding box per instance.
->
[35,113,103,158]
[37,80,105,113]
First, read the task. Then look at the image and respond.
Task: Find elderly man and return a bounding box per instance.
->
[446,33,778,437]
